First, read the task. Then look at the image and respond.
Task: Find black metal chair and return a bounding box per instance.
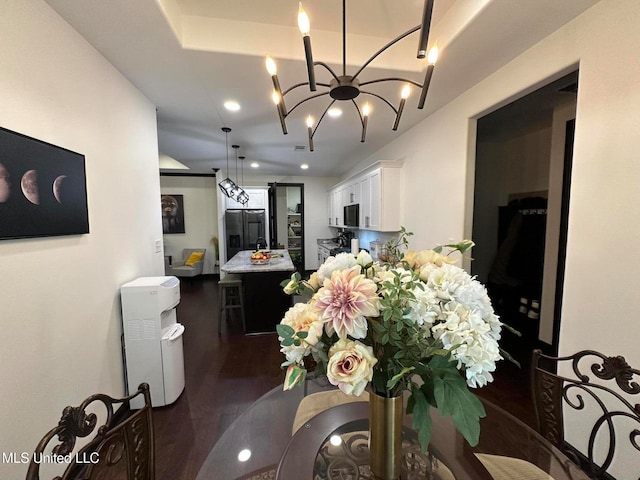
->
[531,349,640,479]
[26,383,154,480]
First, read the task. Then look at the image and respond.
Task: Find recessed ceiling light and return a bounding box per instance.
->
[300,164,309,170]
[327,107,342,118]
[250,162,259,168]
[224,100,241,112]
[237,449,251,462]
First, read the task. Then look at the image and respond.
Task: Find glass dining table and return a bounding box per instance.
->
[196,375,589,480]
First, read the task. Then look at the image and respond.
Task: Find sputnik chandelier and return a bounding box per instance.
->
[266,0,439,151]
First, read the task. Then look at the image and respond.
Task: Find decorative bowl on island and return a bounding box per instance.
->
[250,251,271,265]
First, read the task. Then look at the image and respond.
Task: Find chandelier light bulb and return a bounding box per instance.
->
[306,115,314,128]
[297,3,310,36]
[362,103,371,117]
[427,45,439,65]
[265,56,277,76]
[272,91,281,105]
[401,84,411,99]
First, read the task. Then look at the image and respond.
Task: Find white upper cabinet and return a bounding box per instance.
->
[328,162,402,232]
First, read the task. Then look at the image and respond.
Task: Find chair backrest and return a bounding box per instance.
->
[531,349,640,479]
[26,383,154,480]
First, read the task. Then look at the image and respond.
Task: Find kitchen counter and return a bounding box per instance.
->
[220,250,295,334]
[221,249,294,274]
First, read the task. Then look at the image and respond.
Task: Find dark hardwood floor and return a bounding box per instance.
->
[152,276,283,480]
[152,276,536,480]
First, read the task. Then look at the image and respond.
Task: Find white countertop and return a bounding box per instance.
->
[221,249,295,274]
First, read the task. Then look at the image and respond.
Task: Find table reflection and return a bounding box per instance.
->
[196,375,590,480]
[313,419,452,480]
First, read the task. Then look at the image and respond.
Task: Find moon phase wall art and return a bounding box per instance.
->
[0,126,89,240]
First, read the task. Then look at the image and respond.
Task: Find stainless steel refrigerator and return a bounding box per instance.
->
[225,209,266,259]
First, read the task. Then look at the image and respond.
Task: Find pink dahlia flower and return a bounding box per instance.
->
[313,265,380,339]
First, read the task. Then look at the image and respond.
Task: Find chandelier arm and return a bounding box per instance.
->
[287,91,331,116]
[351,98,369,142]
[360,78,423,89]
[282,82,330,97]
[351,25,421,81]
[350,100,366,128]
[313,62,341,82]
[359,91,399,115]
[311,99,337,139]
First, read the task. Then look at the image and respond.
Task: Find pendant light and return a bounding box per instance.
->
[218,127,237,197]
[231,144,245,201]
[237,154,249,205]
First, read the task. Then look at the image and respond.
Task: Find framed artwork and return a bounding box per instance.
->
[161,194,185,234]
[0,126,89,240]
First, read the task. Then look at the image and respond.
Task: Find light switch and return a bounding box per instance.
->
[155,239,162,253]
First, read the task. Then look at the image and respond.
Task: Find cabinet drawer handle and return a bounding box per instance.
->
[366,216,370,227]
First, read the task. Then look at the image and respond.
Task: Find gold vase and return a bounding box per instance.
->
[369,391,403,480]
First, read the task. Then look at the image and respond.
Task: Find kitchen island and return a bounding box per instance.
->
[221,250,295,334]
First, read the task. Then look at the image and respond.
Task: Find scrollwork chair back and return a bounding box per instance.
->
[26,383,154,480]
[531,349,640,479]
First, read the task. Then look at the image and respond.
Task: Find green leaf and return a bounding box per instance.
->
[296,331,308,339]
[410,387,433,452]
[386,366,415,390]
[433,372,486,446]
[276,324,295,338]
[281,337,294,347]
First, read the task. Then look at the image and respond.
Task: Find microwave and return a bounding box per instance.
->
[344,204,359,227]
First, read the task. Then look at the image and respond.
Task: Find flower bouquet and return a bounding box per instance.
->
[278,228,512,451]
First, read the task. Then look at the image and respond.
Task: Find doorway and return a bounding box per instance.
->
[268,183,305,273]
[470,71,578,419]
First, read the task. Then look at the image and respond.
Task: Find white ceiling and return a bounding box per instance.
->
[44,0,598,177]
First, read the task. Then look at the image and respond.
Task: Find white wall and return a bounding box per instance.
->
[0,2,163,477]
[351,2,639,470]
[160,175,218,273]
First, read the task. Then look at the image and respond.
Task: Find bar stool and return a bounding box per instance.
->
[218,274,246,333]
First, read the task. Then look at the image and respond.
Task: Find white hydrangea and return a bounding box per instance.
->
[317,252,358,282]
[405,281,439,330]
[425,264,503,388]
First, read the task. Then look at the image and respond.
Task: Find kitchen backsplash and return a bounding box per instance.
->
[352,230,399,252]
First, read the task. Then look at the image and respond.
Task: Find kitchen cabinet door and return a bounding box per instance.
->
[359,175,371,228]
[368,169,381,230]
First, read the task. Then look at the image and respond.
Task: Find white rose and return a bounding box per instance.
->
[279,303,324,363]
[356,250,373,267]
[317,252,358,282]
[326,338,377,396]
